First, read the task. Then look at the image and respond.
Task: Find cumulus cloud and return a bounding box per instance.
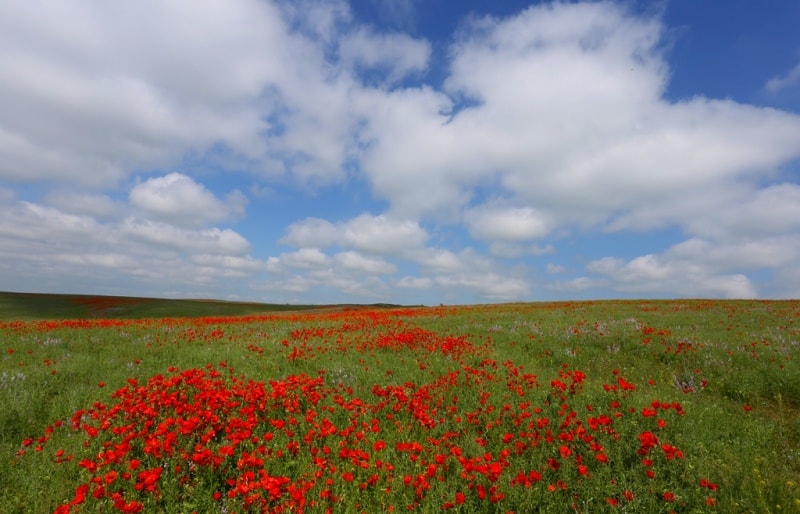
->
[575,181,800,300]
[274,211,531,301]
[0,0,406,188]
[0,187,264,297]
[1,0,799,303]
[338,27,430,85]
[273,248,330,269]
[465,204,550,241]
[405,247,530,300]
[42,191,121,220]
[191,254,267,277]
[683,183,800,240]
[281,213,428,255]
[352,2,800,300]
[280,0,351,44]
[0,0,290,185]
[261,251,391,300]
[357,86,470,218]
[414,247,483,274]
[342,213,429,254]
[120,218,251,256]
[586,254,757,299]
[361,1,800,234]
[334,251,397,274]
[434,273,529,301]
[279,218,339,249]
[765,61,800,93]
[129,173,246,227]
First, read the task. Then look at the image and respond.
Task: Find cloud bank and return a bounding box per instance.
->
[1,0,799,302]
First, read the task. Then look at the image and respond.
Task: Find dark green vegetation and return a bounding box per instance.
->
[0,291,403,320]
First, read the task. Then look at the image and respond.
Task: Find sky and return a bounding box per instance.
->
[1,0,800,305]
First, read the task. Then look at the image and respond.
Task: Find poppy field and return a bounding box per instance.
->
[1,300,799,513]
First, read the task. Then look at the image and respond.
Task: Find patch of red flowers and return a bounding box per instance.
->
[16,310,719,512]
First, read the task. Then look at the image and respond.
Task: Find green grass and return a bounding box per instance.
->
[0,291,403,320]
[1,299,798,513]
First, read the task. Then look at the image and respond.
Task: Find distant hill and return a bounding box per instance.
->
[0,291,405,320]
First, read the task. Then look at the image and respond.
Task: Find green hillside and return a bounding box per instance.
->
[0,291,321,320]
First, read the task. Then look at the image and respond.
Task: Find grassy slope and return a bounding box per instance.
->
[0,291,333,320]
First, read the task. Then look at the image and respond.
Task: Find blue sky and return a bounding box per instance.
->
[1,0,800,305]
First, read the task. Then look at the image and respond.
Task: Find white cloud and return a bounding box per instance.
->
[338,27,430,85]
[434,273,529,301]
[683,183,800,240]
[485,242,525,258]
[352,2,800,301]
[280,0,351,44]
[0,200,105,242]
[274,214,532,301]
[42,191,121,220]
[0,0,392,188]
[120,218,250,256]
[282,213,428,255]
[280,218,340,249]
[263,248,395,299]
[0,0,290,185]
[586,253,758,299]
[358,86,474,219]
[343,213,428,254]
[360,1,800,234]
[272,248,330,269]
[0,190,266,297]
[191,254,267,277]
[403,247,530,300]
[765,61,800,93]
[668,236,800,275]
[415,248,478,274]
[56,252,139,270]
[334,251,397,274]
[129,173,246,227]
[600,180,800,298]
[1,0,799,303]
[397,276,432,289]
[465,204,550,241]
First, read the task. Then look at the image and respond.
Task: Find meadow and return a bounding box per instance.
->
[1,297,798,513]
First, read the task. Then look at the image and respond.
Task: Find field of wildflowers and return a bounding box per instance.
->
[1,300,799,512]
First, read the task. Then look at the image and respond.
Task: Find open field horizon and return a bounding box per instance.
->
[4,289,797,321]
